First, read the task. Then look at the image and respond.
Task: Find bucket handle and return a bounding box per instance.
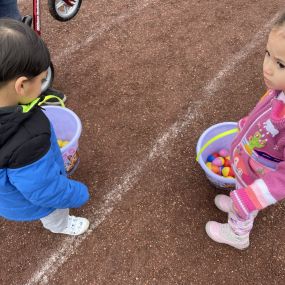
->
[196,128,238,162]
[38,95,65,107]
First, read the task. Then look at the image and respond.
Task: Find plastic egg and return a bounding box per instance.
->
[224,158,231,167]
[207,155,215,162]
[57,139,63,147]
[206,162,220,174]
[213,152,219,158]
[222,167,235,177]
[212,157,225,167]
[57,139,69,148]
[61,140,69,147]
[219,148,229,157]
[212,165,220,174]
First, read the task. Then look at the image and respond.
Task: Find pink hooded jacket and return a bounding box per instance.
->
[230,89,285,218]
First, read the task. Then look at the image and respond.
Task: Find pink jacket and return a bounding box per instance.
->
[230,89,285,218]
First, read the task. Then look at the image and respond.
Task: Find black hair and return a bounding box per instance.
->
[0,18,50,88]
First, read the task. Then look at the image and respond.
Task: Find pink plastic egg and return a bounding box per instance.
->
[212,157,225,167]
[219,148,229,157]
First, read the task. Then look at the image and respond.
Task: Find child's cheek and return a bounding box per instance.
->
[279,83,285,92]
[278,75,285,90]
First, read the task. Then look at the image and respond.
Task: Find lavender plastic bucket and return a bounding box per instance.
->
[196,122,238,190]
[43,106,82,175]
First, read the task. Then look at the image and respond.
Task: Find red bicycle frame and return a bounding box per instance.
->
[33,0,41,35]
[33,0,76,35]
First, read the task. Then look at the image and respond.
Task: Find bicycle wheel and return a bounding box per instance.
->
[48,0,82,22]
[41,62,54,92]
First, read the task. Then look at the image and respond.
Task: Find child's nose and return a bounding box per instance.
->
[263,56,275,76]
[264,63,274,76]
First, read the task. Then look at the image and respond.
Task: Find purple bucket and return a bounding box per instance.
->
[43,106,82,175]
[196,122,238,190]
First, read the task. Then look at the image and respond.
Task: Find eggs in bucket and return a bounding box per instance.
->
[57,139,69,148]
[205,149,235,178]
[196,122,238,190]
[43,106,82,175]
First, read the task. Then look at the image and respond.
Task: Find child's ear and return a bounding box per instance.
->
[14,76,29,97]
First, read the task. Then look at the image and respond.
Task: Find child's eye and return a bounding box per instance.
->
[265,50,270,56]
[41,78,47,83]
[277,62,285,69]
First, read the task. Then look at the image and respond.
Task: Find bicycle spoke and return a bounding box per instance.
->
[56,0,66,10]
[54,0,78,18]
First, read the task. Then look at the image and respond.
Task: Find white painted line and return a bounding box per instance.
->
[23,11,281,285]
[205,25,271,95]
[53,0,156,64]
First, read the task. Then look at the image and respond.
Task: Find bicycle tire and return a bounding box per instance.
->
[48,0,82,22]
[41,62,55,92]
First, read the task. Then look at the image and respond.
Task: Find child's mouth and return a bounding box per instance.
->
[264,77,273,87]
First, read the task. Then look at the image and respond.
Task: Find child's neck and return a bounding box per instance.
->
[0,86,18,108]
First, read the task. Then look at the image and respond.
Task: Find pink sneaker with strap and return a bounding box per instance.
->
[205,221,249,250]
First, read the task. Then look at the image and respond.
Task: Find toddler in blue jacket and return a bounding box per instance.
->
[0,18,90,235]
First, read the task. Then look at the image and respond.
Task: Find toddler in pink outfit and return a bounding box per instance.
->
[206,12,285,249]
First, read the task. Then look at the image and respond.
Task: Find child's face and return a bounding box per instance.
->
[263,27,285,91]
[17,70,48,105]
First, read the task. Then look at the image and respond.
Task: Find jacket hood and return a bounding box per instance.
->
[0,105,35,148]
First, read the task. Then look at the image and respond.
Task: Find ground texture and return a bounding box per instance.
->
[1,0,285,284]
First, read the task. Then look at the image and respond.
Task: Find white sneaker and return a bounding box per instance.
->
[205,221,249,250]
[214,194,233,213]
[60,216,90,236]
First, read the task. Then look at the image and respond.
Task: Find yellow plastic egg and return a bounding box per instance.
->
[57,139,69,148]
[61,140,69,147]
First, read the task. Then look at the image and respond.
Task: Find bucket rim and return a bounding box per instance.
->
[43,106,82,152]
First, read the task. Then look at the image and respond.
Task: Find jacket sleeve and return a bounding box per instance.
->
[230,90,283,219]
[7,137,89,209]
[238,116,248,131]
[230,158,285,219]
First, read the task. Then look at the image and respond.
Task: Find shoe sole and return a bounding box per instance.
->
[205,222,249,250]
[60,218,90,236]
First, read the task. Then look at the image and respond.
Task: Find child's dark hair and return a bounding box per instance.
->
[0,18,50,88]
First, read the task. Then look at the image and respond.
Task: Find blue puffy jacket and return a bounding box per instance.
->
[0,104,89,221]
